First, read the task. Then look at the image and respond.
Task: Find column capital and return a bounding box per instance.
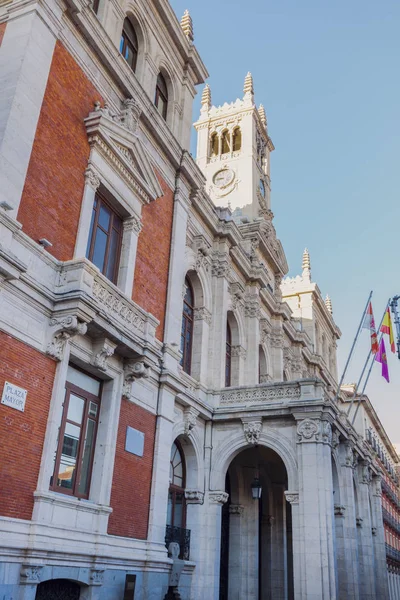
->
[284,490,299,505]
[185,489,204,504]
[85,165,101,190]
[296,418,332,444]
[209,491,229,505]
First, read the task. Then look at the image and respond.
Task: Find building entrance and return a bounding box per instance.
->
[35,579,81,600]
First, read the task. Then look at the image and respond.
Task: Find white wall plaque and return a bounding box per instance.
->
[125,426,145,457]
[1,381,27,412]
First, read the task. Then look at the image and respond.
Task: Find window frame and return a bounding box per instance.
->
[155,73,168,120]
[86,191,123,285]
[50,379,102,500]
[180,278,194,375]
[168,440,187,530]
[232,127,242,152]
[120,18,139,72]
[225,322,232,387]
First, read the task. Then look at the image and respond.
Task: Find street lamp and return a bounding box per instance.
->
[251,475,262,499]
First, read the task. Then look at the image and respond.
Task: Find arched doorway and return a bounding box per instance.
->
[35,579,81,600]
[219,446,293,600]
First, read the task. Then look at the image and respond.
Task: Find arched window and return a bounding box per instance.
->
[120,18,138,72]
[167,441,186,530]
[225,322,232,387]
[180,278,194,374]
[155,73,168,120]
[232,127,242,151]
[210,132,219,157]
[221,130,230,154]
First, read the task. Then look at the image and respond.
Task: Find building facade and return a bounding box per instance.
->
[0,1,393,599]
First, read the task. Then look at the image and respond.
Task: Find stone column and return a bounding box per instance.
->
[117,214,142,295]
[285,492,301,600]
[269,327,284,381]
[356,461,376,600]
[335,441,360,600]
[74,167,101,258]
[294,417,337,600]
[243,288,261,385]
[209,251,230,389]
[270,484,287,600]
[370,475,390,599]
[0,2,58,216]
[228,504,245,600]
[192,306,211,382]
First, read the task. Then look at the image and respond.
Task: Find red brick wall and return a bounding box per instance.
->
[132,174,174,341]
[18,41,103,261]
[0,22,6,46]
[108,399,156,539]
[0,333,56,520]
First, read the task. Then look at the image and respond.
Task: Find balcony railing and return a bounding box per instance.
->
[382,479,400,509]
[165,525,191,561]
[386,543,400,564]
[383,508,400,535]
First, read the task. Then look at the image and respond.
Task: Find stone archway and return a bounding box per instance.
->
[35,579,81,600]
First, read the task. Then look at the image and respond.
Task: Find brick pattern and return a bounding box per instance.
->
[0,333,56,520]
[132,173,174,340]
[18,41,103,261]
[0,22,6,46]
[108,399,156,539]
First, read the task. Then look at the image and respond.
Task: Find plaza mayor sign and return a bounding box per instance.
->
[1,381,27,412]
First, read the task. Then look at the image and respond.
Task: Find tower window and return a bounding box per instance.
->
[210,132,219,157]
[120,18,138,72]
[155,73,168,120]
[221,130,230,154]
[232,127,242,152]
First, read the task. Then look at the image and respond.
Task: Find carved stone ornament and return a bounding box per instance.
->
[244,299,261,319]
[331,428,340,450]
[183,407,199,435]
[342,442,355,467]
[321,421,332,444]
[284,491,299,505]
[297,418,319,443]
[243,420,262,445]
[120,98,141,133]
[211,260,230,278]
[231,345,247,359]
[356,517,363,528]
[195,249,210,273]
[20,564,43,584]
[123,214,142,234]
[372,526,377,536]
[85,165,101,190]
[269,332,285,349]
[220,383,300,406]
[372,476,382,497]
[209,491,229,504]
[230,282,244,311]
[47,315,88,361]
[91,338,117,372]
[229,504,244,516]
[334,504,346,517]
[185,490,204,504]
[360,460,372,484]
[90,569,105,586]
[194,306,212,325]
[123,359,151,399]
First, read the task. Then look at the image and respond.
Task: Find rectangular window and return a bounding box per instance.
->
[123,575,136,600]
[86,192,123,285]
[50,367,101,499]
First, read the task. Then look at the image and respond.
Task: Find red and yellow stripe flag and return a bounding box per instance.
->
[380,307,396,353]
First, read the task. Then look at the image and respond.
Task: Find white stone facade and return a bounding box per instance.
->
[0,1,393,600]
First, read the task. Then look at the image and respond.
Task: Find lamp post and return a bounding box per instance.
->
[251,475,262,500]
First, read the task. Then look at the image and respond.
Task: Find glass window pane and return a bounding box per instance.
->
[106,228,119,281]
[58,422,80,489]
[85,203,97,259]
[89,401,98,418]
[67,394,85,424]
[119,36,124,54]
[98,203,111,230]
[157,96,166,117]
[67,366,101,396]
[173,492,184,527]
[167,491,173,526]
[92,228,108,272]
[78,418,96,495]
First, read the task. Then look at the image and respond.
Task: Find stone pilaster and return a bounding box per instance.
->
[356,460,376,600]
[370,475,390,599]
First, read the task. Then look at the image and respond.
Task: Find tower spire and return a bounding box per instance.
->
[180,9,194,42]
[201,84,211,112]
[302,248,311,281]
[325,295,333,314]
[243,72,254,102]
[258,104,267,128]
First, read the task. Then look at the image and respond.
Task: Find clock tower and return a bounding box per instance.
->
[194,73,274,220]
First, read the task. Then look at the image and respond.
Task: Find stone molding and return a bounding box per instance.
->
[90,569,105,586]
[91,338,117,371]
[242,419,262,445]
[84,165,101,190]
[220,382,301,406]
[209,491,229,505]
[47,315,88,361]
[284,491,299,505]
[123,359,151,399]
[123,214,142,234]
[20,564,43,585]
[229,504,244,516]
[194,306,212,325]
[372,476,382,497]
[269,332,285,349]
[231,345,247,359]
[296,418,332,444]
[183,407,199,435]
[185,490,204,504]
[211,259,230,278]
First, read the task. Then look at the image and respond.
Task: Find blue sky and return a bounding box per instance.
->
[170,0,400,443]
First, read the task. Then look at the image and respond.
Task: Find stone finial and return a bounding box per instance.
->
[180,9,194,42]
[302,247,311,281]
[258,104,267,127]
[243,72,254,99]
[201,84,211,109]
[325,294,333,314]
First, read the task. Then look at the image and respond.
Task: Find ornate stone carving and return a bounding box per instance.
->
[244,299,261,319]
[331,428,340,449]
[47,315,87,361]
[230,281,244,311]
[220,383,301,405]
[120,98,141,133]
[372,476,382,497]
[360,460,372,484]
[20,565,43,584]
[211,260,230,278]
[242,420,262,445]
[85,165,100,189]
[343,442,355,467]
[185,490,204,504]
[260,318,272,344]
[209,491,229,504]
[183,407,199,435]
[91,338,117,372]
[123,359,151,399]
[194,306,212,325]
[123,214,142,234]
[229,504,244,515]
[356,517,363,528]
[334,504,346,517]
[93,278,147,333]
[372,526,377,536]
[284,491,299,505]
[90,569,105,586]
[231,345,247,359]
[297,418,319,443]
[259,374,272,383]
[321,421,332,444]
[338,410,351,432]
[269,332,285,349]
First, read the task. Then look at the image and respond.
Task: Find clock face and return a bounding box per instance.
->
[213,169,234,189]
[259,179,266,197]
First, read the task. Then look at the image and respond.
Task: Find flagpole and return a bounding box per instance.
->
[334,290,373,403]
[351,331,384,425]
[346,300,390,418]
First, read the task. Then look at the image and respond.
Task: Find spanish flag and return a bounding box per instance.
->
[380,307,395,353]
[362,302,379,354]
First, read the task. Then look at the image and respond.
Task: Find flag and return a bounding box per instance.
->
[375,338,390,383]
[380,307,395,353]
[362,302,379,354]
